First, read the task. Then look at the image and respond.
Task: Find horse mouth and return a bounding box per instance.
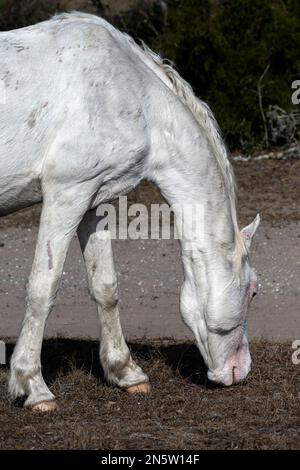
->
[207,366,244,387]
[207,346,252,386]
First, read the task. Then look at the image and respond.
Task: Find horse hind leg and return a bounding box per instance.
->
[77,209,150,393]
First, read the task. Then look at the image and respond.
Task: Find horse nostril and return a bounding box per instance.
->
[232,366,236,383]
[252,291,257,298]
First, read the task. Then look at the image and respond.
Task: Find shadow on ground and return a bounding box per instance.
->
[3,338,209,389]
[0,338,299,450]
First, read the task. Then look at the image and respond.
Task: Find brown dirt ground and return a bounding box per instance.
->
[0,339,299,450]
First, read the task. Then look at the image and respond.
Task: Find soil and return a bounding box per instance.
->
[0,339,299,450]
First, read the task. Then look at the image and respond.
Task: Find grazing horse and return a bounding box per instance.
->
[0,13,259,411]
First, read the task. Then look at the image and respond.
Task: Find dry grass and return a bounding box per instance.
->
[0,338,299,449]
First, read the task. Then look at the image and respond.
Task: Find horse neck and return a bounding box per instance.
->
[149,112,238,252]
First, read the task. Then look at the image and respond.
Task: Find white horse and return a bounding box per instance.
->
[0,13,259,412]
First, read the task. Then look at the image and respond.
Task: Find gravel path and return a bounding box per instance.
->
[0,220,299,342]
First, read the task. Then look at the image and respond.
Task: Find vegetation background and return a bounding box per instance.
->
[1,0,300,152]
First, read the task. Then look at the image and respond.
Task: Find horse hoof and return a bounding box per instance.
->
[31,400,58,412]
[126,383,151,394]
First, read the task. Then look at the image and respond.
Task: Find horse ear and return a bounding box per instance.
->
[241,214,260,249]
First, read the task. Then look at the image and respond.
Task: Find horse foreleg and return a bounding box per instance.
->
[9,188,90,410]
[77,210,150,393]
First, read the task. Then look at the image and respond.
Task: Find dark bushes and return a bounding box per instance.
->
[0,0,58,30]
[147,0,300,151]
[1,0,300,151]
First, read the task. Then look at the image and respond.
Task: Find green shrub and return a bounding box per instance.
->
[1,0,300,151]
[142,0,300,151]
[0,0,57,30]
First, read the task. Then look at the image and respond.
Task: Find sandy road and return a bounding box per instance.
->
[0,220,299,342]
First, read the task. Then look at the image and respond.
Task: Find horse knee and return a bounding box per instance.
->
[26,276,58,311]
[91,280,118,309]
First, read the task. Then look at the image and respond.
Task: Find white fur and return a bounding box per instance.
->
[77,213,149,388]
[0,13,259,405]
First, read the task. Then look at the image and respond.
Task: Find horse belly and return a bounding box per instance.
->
[0,174,42,215]
[0,119,45,215]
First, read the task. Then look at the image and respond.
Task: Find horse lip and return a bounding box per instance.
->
[207,368,234,386]
[208,361,249,387]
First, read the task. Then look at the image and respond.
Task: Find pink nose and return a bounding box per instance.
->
[207,343,251,386]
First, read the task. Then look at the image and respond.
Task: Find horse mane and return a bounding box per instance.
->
[137,45,247,264]
[52,12,247,268]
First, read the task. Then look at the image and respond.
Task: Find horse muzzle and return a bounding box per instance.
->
[207,342,252,386]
